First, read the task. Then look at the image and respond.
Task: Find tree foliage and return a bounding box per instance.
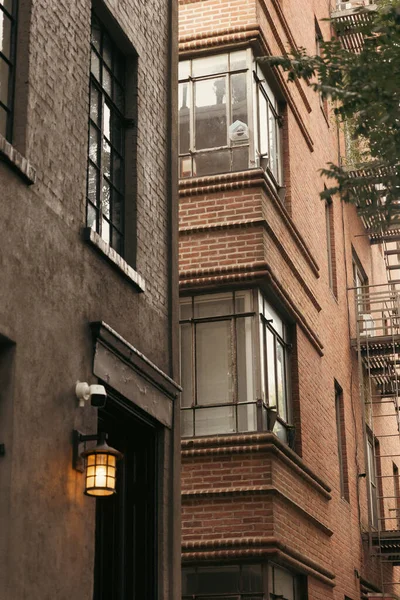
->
[259,2,400,230]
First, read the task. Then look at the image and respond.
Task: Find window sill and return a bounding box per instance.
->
[83,227,146,292]
[0,134,36,185]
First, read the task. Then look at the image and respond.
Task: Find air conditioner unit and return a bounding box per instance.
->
[361,313,375,336]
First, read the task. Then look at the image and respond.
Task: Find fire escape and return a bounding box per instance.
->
[332,0,400,593]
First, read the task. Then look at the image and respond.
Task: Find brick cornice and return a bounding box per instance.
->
[179,169,320,278]
[181,432,331,497]
[182,484,333,537]
[181,537,336,586]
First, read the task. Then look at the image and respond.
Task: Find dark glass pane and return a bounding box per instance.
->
[0,103,6,137]
[102,179,111,218]
[231,72,248,125]
[88,163,99,205]
[266,328,276,406]
[241,565,263,592]
[258,90,269,158]
[180,323,193,408]
[182,568,196,595]
[181,410,194,437]
[103,139,111,178]
[232,146,249,172]
[0,57,10,106]
[179,156,192,178]
[103,65,112,96]
[101,217,110,245]
[90,83,101,126]
[113,152,124,191]
[0,11,12,59]
[103,33,113,68]
[111,190,123,231]
[197,566,240,594]
[179,82,190,154]
[179,60,190,80]
[114,55,124,84]
[91,50,100,81]
[87,202,98,230]
[111,228,122,255]
[89,124,100,164]
[276,341,287,420]
[113,81,124,112]
[195,77,227,150]
[194,149,230,177]
[91,18,101,52]
[112,115,123,152]
[196,319,234,406]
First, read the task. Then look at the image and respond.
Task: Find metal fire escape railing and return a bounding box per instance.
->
[331,0,376,53]
[352,281,400,578]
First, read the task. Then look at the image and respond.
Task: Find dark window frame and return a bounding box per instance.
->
[335,381,349,501]
[0,0,18,141]
[180,289,293,442]
[325,194,337,296]
[87,12,129,257]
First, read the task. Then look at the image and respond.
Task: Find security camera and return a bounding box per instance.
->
[75,381,107,408]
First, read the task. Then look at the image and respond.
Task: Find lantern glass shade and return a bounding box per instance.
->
[82,440,122,497]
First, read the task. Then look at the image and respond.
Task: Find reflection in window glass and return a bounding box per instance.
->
[195,77,227,150]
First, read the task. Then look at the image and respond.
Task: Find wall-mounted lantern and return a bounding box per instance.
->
[73,430,123,496]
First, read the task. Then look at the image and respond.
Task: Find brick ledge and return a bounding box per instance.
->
[84,228,145,292]
[181,432,331,497]
[0,134,36,185]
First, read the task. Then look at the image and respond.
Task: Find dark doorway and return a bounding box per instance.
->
[93,395,157,600]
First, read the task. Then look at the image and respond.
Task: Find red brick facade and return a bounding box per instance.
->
[178,0,400,598]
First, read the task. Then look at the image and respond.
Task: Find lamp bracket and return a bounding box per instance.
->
[72,430,108,473]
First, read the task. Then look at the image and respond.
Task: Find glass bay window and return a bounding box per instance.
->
[178,49,283,187]
[180,290,292,442]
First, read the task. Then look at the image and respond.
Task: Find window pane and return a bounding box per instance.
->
[90,84,101,126]
[195,405,235,435]
[103,65,112,96]
[89,124,100,164]
[103,139,111,178]
[242,565,263,592]
[111,191,123,231]
[194,149,230,177]
[180,323,193,407]
[0,57,9,106]
[259,90,268,157]
[103,103,111,139]
[237,316,254,404]
[230,50,247,71]
[231,72,248,126]
[102,179,111,218]
[197,565,240,593]
[182,410,194,437]
[276,341,287,421]
[180,156,192,178]
[0,103,6,137]
[0,10,12,59]
[272,565,295,600]
[102,217,110,244]
[193,294,233,318]
[88,163,99,204]
[196,320,233,405]
[268,109,277,178]
[111,228,122,255]
[266,328,276,406]
[113,152,124,191]
[180,299,192,320]
[195,77,227,150]
[112,115,123,152]
[87,202,97,230]
[91,17,101,51]
[237,403,256,432]
[232,146,249,172]
[113,81,124,112]
[179,82,190,154]
[192,53,228,78]
[182,568,196,595]
[91,50,100,81]
[273,420,287,443]
[103,34,113,68]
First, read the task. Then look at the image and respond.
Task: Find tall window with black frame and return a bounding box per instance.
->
[87,15,126,255]
[0,0,17,141]
[180,289,293,445]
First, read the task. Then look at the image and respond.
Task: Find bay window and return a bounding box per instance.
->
[178,49,283,187]
[182,563,305,600]
[180,290,292,442]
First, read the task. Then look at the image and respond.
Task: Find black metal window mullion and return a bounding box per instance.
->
[0,0,17,141]
[87,15,125,256]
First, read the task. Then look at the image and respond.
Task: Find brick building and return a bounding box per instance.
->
[178,0,400,598]
[0,1,180,599]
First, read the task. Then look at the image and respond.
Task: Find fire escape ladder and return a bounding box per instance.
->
[352,282,400,581]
